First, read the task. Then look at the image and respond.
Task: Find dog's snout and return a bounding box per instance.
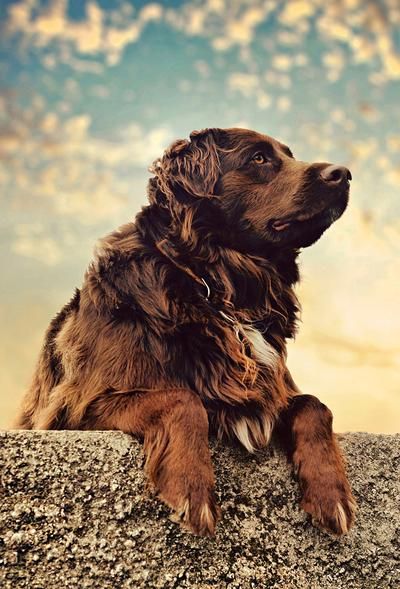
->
[320,165,352,185]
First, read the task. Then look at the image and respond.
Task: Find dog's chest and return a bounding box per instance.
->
[171,313,280,396]
[216,309,278,368]
[234,321,278,369]
[195,318,279,451]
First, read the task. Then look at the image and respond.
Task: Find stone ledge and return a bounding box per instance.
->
[0,431,399,589]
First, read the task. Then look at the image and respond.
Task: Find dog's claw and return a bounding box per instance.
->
[167,490,220,537]
[302,485,357,536]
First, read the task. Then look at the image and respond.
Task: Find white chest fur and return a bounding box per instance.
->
[218,311,279,371]
[238,323,279,370]
[231,413,273,453]
[231,321,278,452]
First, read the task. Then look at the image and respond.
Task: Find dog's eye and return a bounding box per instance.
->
[251,152,269,164]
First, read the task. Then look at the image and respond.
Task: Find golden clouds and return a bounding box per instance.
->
[228,72,259,97]
[278,1,316,26]
[1,0,399,434]
[0,93,171,225]
[12,224,63,266]
[271,54,294,72]
[4,0,400,82]
[288,203,400,433]
[5,0,164,67]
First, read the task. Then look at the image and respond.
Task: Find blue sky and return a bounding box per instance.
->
[0,0,399,431]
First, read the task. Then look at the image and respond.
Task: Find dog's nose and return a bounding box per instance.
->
[320,164,352,185]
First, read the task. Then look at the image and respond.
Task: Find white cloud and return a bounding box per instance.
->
[387,135,400,152]
[276,95,291,111]
[228,72,259,97]
[271,54,293,71]
[0,93,172,224]
[322,49,345,82]
[278,0,316,26]
[276,30,302,46]
[227,71,280,108]
[264,69,292,89]
[5,0,164,67]
[12,223,63,266]
[40,112,59,134]
[257,91,272,109]
[316,1,400,80]
[348,138,378,162]
[5,0,400,83]
[167,1,275,51]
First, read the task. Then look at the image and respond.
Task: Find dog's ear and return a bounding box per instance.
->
[152,128,221,199]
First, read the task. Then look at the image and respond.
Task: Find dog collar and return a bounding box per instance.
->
[200,277,211,299]
[201,276,244,341]
[156,239,251,339]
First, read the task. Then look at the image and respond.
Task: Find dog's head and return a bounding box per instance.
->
[151,127,351,249]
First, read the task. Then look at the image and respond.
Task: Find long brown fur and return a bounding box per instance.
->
[16,127,356,537]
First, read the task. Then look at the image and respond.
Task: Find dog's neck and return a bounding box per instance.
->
[136,197,300,323]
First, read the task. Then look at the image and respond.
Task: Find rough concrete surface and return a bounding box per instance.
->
[0,431,399,589]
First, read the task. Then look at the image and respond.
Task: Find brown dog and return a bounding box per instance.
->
[16,127,356,537]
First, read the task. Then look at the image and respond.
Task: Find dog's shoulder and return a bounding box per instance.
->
[83,221,145,317]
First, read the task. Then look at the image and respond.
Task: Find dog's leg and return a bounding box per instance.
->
[277,394,357,535]
[94,387,220,537]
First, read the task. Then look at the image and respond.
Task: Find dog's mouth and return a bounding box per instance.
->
[269,189,350,235]
[271,213,313,232]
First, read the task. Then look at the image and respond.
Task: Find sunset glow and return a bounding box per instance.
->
[1,0,399,432]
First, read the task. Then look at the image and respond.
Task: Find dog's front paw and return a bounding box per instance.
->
[301,477,357,536]
[168,482,221,537]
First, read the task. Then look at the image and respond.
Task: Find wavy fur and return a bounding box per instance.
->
[16,127,356,537]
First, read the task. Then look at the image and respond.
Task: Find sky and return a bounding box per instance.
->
[0,0,399,432]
